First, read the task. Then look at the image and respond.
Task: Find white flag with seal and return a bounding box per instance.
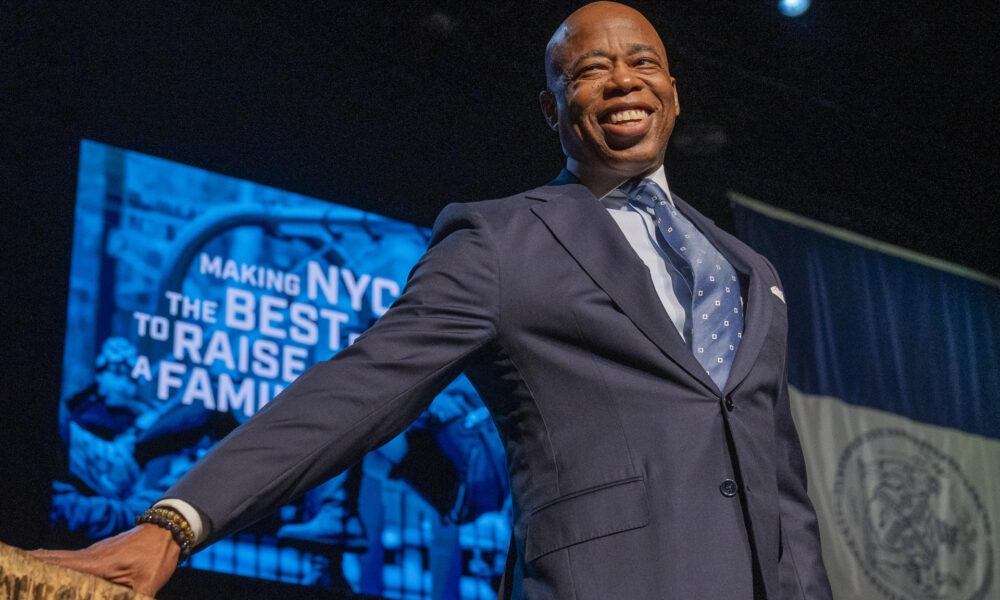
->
[732,193,999,600]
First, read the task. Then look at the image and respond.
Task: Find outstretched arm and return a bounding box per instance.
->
[163,202,501,545]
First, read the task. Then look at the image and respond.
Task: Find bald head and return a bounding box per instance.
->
[545,2,667,91]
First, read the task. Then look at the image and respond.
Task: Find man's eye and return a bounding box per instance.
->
[638,55,666,67]
[576,64,604,77]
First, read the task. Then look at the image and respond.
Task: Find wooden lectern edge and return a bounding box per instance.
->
[0,541,155,600]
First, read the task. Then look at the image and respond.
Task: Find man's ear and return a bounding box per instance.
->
[671,77,680,116]
[539,90,559,131]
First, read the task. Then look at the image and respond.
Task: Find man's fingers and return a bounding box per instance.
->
[29,547,94,566]
[27,547,119,589]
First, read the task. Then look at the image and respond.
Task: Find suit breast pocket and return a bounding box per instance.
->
[524,477,650,562]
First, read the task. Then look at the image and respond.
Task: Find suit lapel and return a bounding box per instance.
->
[670,195,773,395]
[528,180,719,394]
[723,269,772,395]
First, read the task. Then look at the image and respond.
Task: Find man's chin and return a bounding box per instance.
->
[593,136,663,166]
[567,144,664,182]
[599,151,662,178]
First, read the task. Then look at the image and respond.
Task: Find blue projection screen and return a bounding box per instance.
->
[53,140,510,599]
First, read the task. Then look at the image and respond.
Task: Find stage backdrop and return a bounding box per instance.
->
[732,193,1000,600]
[54,140,510,600]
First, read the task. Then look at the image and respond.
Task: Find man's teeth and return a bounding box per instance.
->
[609,109,649,124]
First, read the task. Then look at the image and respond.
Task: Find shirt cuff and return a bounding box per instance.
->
[153,498,206,546]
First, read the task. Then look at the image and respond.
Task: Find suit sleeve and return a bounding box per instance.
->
[768,264,833,599]
[774,367,833,599]
[162,203,501,546]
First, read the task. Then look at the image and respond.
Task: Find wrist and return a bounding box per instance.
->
[135,507,195,563]
[137,522,182,563]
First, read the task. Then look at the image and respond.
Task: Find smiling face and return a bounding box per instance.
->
[541,2,679,190]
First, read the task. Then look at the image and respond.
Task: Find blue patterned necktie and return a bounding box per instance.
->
[624,178,744,391]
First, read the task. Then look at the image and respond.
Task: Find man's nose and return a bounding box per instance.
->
[608,63,642,93]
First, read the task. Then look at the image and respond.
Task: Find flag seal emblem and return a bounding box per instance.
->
[833,428,993,600]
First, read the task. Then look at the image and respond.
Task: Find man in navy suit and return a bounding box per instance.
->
[35,3,831,598]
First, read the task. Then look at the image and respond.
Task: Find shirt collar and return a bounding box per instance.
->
[564,160,674,210]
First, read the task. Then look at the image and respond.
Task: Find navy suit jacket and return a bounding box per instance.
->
[166,173,832,599]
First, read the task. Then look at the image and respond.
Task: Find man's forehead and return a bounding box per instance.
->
[549,12,665,63]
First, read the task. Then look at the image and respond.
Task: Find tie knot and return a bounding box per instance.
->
[621,178,666,210]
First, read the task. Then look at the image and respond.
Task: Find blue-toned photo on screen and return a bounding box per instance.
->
[53,140,510,599]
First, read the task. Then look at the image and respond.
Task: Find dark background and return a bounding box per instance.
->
[3,1,998,597]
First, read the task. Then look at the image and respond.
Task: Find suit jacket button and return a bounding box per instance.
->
[724,397,734,411]
[720,479,738,497]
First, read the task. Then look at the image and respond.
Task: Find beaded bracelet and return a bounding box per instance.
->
[135,507,195,563]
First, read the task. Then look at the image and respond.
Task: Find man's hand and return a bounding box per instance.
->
[30,524,179,597]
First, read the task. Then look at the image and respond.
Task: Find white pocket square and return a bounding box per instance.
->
[770,286,785,303]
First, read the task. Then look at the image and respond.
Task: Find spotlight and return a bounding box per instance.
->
[779,0,810,17]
